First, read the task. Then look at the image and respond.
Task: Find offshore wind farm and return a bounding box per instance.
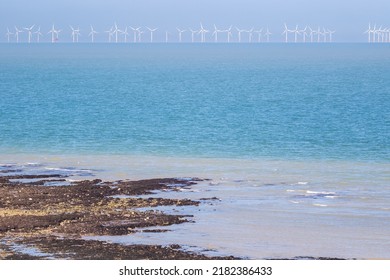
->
[1,0,390,263]
[4,22,390,43]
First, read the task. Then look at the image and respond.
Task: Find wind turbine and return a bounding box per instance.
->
[246,28,254,43]
[212,24,223,43]
[113,23,121,43]
[105,26,113,42]
[146,27,158,43]
[293,25,300,43]
[70,26,77,42]
[323,28,329,42]
[282,23,293,43]
[220,26,233,43]
[189,28,199,43]
[89,25,98,43]
[316,27,322,42]
[48,25,56,43]
[265,27,271,42]
[253,28,263,42]
[165,31,170,43]
[177,28,186,42]
[130,27,140,42]
[236,27,246,43]
[121,27,129,42]
[328,29,335,42]
[300,26,308,43]
[199,23,209,43]
[34,26,43,43]
[5,28,13,43]
[14,27,23,43]
[364,23,372,43]
[24,25,35,43]
[138,29,143,42]
[308,26,315,42]
[55,28,62,42]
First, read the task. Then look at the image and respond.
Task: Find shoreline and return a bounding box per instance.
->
[0,170,236,260]
[1,160,388,260]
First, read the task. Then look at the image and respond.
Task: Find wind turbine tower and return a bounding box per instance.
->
[282,23,293,43]
[34,26,43,43]
[14,27,23,43]
[236,27,246,43]
[121,27,129,42]
[5,28,13,43]
[189,28,198,43]
[177,28,186,42]
[146,27,158,43]
[293,25,300,43]
[254,28,263,42]
[199,23,209,43]
[265,27,271,42]
[89,25,98,43]
[212,25,223,43]
[24,25,35,43]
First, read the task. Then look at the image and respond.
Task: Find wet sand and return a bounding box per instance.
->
[0,172,235,260]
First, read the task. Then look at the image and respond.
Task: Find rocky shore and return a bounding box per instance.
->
[0,172,234,260]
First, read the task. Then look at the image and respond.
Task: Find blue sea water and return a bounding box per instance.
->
[0,43,389,161]
[1,43,390,259]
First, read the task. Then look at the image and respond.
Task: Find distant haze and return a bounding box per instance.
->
[1,0,389,42]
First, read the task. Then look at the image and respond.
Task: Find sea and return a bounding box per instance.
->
[0,43,389,259]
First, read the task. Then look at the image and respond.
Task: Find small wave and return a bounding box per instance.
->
[313,203,328,207]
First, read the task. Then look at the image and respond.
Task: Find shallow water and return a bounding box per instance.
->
[1,155,389,259]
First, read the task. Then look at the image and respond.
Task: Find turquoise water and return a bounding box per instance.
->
[1,43,390,259]
[0,43,389,161]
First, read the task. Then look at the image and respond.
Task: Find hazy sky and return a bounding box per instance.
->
[1,0,389,42]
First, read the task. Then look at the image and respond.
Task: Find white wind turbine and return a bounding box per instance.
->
[146,27,158,43]
[212,24,223,43]
[292,25,300,43]
[282,23,293,43]
[24,25,35,43]
[5,28,13,43]
[253,28,263,42]
[364,23,373,43]
[105,26,114,42]
[265,27,271,42]
[300,26,308,43]
[130,27,140,42]
[70,26,78,43]
[138,29,143,42]
[379,26,385,42]
[323,28,329,42]
[121,27,129,42]
[34,26,43,43]
[199,23,209,43]
[316,27,322,42]
[89,25,98,43]
[48,25,56,43]
[112,23,121,43]
[236,27,246,43]
[55,28,62,42]
[165,31,170,43]
[308,26,315,42]
[328,29,335,42]
[246,28,254,43]
[219,26,233,43]
[14,27,23,43]
[189,28,199,43]
[177,28,186,42]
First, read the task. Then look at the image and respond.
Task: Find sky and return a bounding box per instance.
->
[1,0,389,42]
